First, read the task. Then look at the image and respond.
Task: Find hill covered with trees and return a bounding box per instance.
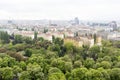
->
[0,31,120,80]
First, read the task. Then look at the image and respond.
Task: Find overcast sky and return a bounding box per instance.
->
[0,0,120,21]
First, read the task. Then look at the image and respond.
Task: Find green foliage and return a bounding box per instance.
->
[84,58,95,69]
[0,31,10,43]
[19,61,26,70]
[109,68,120,80]
[49,62,66,80]
[24,49,32,57]
[23,36,33,44]
[48,72,66,80]
[19,71,31,80]
[100,61,111,69]
[71,68,88,80]
[12,35,23,44]
[0,34,120,80]
[103,56,111,62]
[38,37,44,42]
[52,37,64,46]
[88,45,100,60]
[34,31,38,40]
[48,67,62,74]
[0,56,16,67]
[64,62,73,72]
[13,66,22,77]
[94,33,97,44]
[74,60,82,68]
[102,40,112,47]
[13,44,26,51]
[35,40,52,49]
[112,41,120,48]
[85,68,110,80]
[27,63,45,80]
[1,67,14,80]
[43,28,48,33]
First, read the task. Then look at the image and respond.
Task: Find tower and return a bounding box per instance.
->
[74,17,79,25]
[109,21,117,31]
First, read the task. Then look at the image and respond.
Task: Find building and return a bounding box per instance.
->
[37,33,52,42]
[64,36,96,47]
[109,21,117,31]
[64,37,83,47]
[80,37,94,47]
[96,36,102,46]
[107,32,120,41]
[64,31,75,37]
[51,32,64,39]
[14,31,34,39]
[74,17,79,25]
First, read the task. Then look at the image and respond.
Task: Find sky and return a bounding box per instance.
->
[0,0,120,21]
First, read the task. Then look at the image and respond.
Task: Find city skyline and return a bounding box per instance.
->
[0,0,120,21]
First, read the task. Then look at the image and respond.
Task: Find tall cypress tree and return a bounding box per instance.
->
[94,33,97,44]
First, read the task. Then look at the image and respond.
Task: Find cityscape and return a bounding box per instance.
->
[0,17,120,44]
[0,0,120,80]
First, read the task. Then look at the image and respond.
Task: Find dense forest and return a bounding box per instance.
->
[0,31,120,80]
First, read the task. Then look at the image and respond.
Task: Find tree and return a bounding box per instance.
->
[43,28,48,33]
[64,62,73,72]
[0,56,16,67]
[97,68,110,80]
[34,31,38,40]
[48,69,66,80]
[24,49,32,57]
[82,45,89,59]
[23,36,33,44]
[38,37,44,42]
[103,56,111,62]
[74,32,78,37]
[74,60,82,68]
[48,44,61,56]
[1,67,14,80]
[93,62,101,69]
[64,42,74,56]
[84,58,95,69]
[27,63,45,80]
[51,59,68,73]
[52,37,64,46]
[94,33,97,44]
[45,51,57,59]
[65,72,72,80]
[85,68,110,80]
[112,41,120,48]
[19,61,26,70]
[71,68,88,80]
[19,71,31,80]
[88,46,100,60]
[109,68,120,80]
[13,66,22,78]
[114,62,120,68]
[102,40,112,47]
[49,72,66,80]
[37,40,52,49]
[13,35,23,44]
[0,31,10,43]
[48,67,62,74]
[100,61,111,69]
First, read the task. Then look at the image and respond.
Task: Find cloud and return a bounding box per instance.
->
[0,0,120,20]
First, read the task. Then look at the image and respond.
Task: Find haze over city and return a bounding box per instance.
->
[0,0,120,21]
[0,0,120,80]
